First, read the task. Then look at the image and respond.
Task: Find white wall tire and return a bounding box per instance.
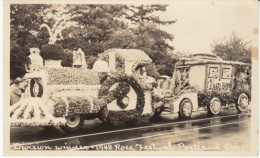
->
[179,98,193,119]
[236,93,249,112]
[60,114,84,133]
[208,97,221,115]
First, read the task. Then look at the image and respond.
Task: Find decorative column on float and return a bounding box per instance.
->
[72,48,87,68]
[25,48,44,72]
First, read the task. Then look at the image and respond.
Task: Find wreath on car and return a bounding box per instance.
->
[97,75,145,123]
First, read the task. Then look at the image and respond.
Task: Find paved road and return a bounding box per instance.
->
[10,110,251,151]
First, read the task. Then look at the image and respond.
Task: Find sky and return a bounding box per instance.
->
[158,0,258,54]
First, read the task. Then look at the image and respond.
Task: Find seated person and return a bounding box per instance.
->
[134,65,155,89]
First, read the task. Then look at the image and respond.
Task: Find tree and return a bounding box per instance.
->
[211,32,251,63]
[39,4,82,44]
[124,5,176,25]
[58,4,177,76]
[10,4,177,78]
[10,4,49,79]
[61,5,127,51]
[171,50,192,59]
[123,5,176,76]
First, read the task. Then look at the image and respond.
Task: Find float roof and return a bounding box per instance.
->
[176,53,250,67]
[101,49,152,62]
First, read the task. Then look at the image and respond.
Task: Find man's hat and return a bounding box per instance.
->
[13,78,23,83]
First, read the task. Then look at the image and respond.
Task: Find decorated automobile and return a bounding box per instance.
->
[10,49,155,133]
[153,53,251,117]
[10,49,250,133]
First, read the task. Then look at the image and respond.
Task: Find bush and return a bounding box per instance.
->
[41,44,64,60]
[61,50,73,67]
[10,45,28,79]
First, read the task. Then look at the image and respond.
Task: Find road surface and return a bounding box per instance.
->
[10,109,251,151]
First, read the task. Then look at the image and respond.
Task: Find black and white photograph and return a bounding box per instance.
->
[2,0,259,156]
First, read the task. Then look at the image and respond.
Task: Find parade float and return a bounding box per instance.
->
[10,48,155,133]
[10,48,251,133]
[152,53,251,117]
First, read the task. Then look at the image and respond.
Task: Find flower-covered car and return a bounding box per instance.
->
[152,54,251,117]
[10,49,250,134]
[10,49,156,133]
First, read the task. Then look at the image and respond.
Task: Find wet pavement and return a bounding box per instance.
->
[10,110,251,151]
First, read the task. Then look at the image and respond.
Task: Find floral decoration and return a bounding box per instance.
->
[10,98,66,127]
[52,97,67,117]
[67,96,92,115]
[44,67,100,85]
[197,89,251,108]
[115,54,125,74]
[197,66,251,107]
[52,95,101,117]
[97,75,145,122]
[115,82,131,109]
[233,65,251,96]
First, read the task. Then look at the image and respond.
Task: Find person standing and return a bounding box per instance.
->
[10,78,24,105]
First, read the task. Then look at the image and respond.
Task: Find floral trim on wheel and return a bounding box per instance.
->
[112,82,131,109]
[97,75,145,122]
[197,89,251,108]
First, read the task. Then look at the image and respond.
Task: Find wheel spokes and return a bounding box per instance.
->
[182,102,192,116]
[210,97,221,114]
[238,94,249,110]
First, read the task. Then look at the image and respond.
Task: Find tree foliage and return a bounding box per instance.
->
[125,5,176,25]
[10,4,177,79]
[211,32,251,63]
[10,4,48,78]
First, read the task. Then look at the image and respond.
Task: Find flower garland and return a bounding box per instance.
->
[97,75,145,122]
